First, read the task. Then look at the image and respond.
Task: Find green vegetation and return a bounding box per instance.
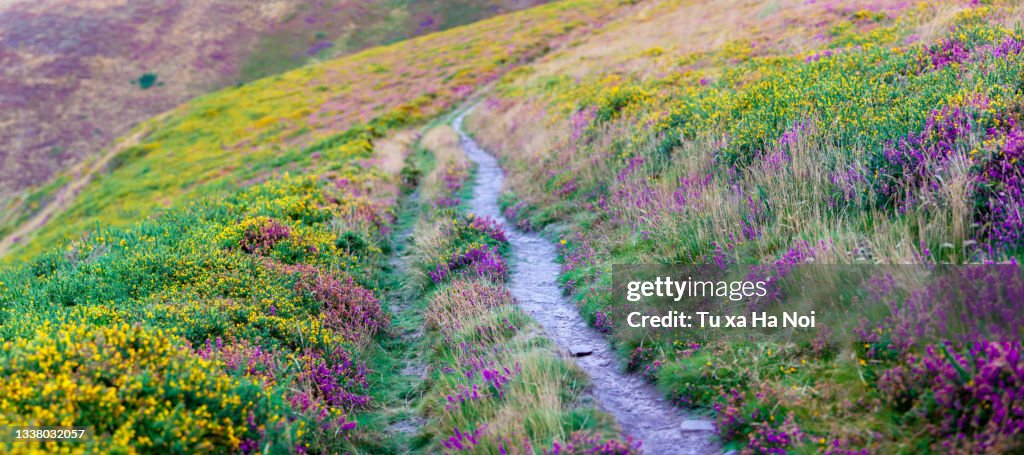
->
[0,176,68,240]
[0,159,399,451]
[4,0,1022,452]
[3,0,621,263]
[402,124,633,453]
[469,0,1024,452]
[0,1,626,452]
[239,0,554,83]
[136,73,160,90]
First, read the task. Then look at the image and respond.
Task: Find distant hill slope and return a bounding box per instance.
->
[0,0,619,261]
[0,0,550,219]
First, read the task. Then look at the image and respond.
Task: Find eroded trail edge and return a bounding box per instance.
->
[455,113,719,454]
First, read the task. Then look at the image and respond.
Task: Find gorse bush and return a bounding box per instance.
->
[0,323,284,452]
[0,170,395,452]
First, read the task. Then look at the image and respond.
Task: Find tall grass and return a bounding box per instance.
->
[406,125,635,453]
[467,0,1024,451]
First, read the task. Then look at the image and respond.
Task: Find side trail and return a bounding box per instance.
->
[455,112,719,454]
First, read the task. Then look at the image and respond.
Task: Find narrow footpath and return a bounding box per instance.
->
[455,112,719,454]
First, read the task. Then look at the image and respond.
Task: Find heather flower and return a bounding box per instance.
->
[745,414,806,454]
[447,342,518,390]
[626,345,655,373]
[738,191,770,240]
[828,164,868,205]
[429,266,450,283]
[713,388,748,441]
[543,431,641,454]
[713,387,806,454]
[297,346,372,410]
[673,340,701,358]
[965,35,1024,62]
[870,97,1023,249]
[432,245,509,284]
[571,106,597,142]
[641,360,662,381]
[873,103,981,206]
[239,439,259,454]
[804,48,844,63]
[612,180,660,217]
[870,265,1024,351]
[976,119,1024,249]
[502,201,534,231]
[434,162,471,208]
[443,425,488,452]
[777,119,815,150]
[196,338,278,380]
[444,383,483,411]
[924,38,970,70]
[617,156,645,181]
[468,215,508,243]
[482,365,517,398]
[745,240,827,309]
[436,196,462,208]
[710,241,735,270]
[234,217,293,254]
[987,36,1024,59]
[878,342,1024,452]
[670,172,713,212]
[558,178,578,197]
[294,267,389,342]
[593,310,613,334]
[559,234,595,276]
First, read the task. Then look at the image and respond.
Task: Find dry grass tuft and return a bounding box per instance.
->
[373,130,419,178]
[425,279,516,335]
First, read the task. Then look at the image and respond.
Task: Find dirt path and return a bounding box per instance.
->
[0,125,154,259]
[384,189,430,447]
[455,112,720,454]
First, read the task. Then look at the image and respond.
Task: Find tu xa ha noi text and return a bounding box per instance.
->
[623,276,817,329]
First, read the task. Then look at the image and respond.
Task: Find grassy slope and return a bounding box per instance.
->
[469,0,1024,452]
[2,0,620,263]
[239,0,555,82]
[0,1,627,452]
[0,159,403,453]
[0,0,553,244]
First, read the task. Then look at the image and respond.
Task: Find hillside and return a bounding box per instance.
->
[0,0,551,242]
[0,0,593,261]
[467,0,1024,452]
[2,0,1023,453]
[0,1,632,453]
